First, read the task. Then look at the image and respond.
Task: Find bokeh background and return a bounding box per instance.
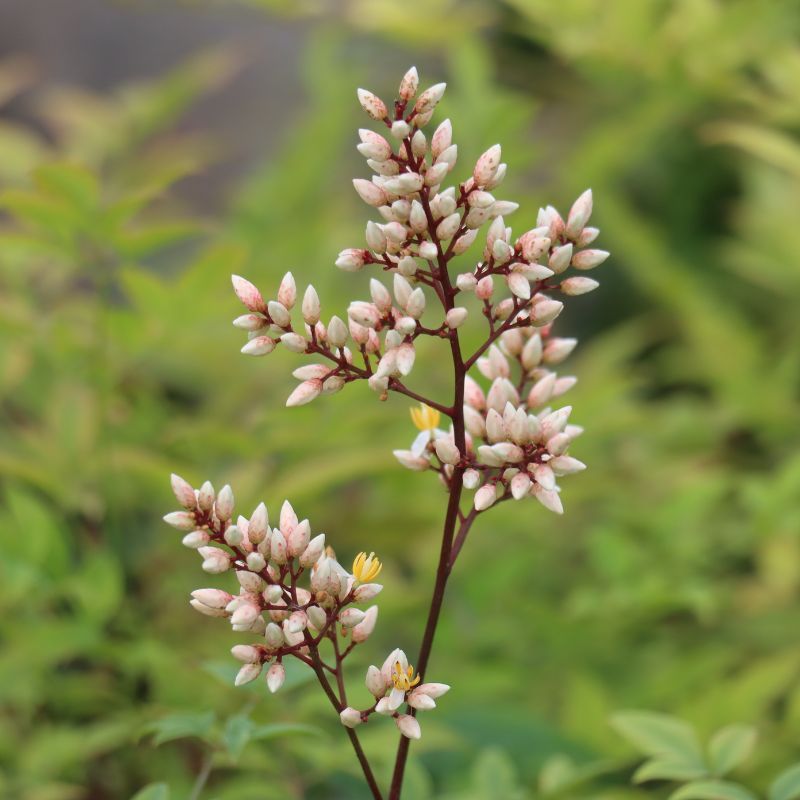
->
[2,0,800,798]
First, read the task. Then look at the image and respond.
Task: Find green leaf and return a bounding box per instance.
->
[669,780,759,800]
[708,725,757,776]
[770,765,800,800]
[130,784,169,800]
[611,711,706,766]
[221,714,253,761]
[144,711,216,747]
[634,758,709,783]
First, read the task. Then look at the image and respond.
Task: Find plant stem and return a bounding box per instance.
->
[188,750,214,800]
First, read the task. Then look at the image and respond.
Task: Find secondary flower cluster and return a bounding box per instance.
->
[163,474,446,738]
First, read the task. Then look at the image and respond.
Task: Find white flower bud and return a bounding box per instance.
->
[190,599,227,617]
[299,533,326,568]
[549,455,586,475]
[473,144,501,187]
[456,272,477,291]
[463,468,480,489]
[306,604,327,631]
[340,707,363,728]
[241,336,276,356]
[424,162,449,186]
[247,503,269,544]
[544,338,578,364]
[452,228,477,255]
[507,272,531,300]
[431,118,452,157]
[511,472,532,499]
[338,608,365,627]
[521,334,543,370]
[399,66,419,100]
[232,274,266,313]
[299,285,321,326]
[182,530,209,548]
[561,276,600,295]
[434,438,460,465]
[287,519,311,557]
[565,189,593,240]
[267,300,290,328]
[396,715,421,740]
[413,82,446,114]
[357,88,387,120]
[411,129,427,157]
[280,332,307,353]
[407,691,436,710]
[214,485,234,522]
[406,287,426,319]
[445,307,468,328]
[237,570,266,593]
[366,665,386,697]
[277,272,297,309]
[476,276,494,300]
[384,173,424,195]
[200,547,231,574]
[191,588,233,609]
[266,662,286,693]
[418,241,438,261]
[353,178,387,207]
[336,248,366,271]
[327,315,348,348]
[393,449,429,471]
[235,662,262,686]
[396,342,416,376]
[391,119,411,139]
[170,474,196,509]
[233,313,267,331]
[352,605,378,642]
[270,529,288,564]
[286,379,322,408]
[571,249,609,270]
[163,510,196,531]
[436,212,461,240]
[246,552,266,573]
[532,483,563,514]
[231,644,261,663]
[578,226,600,246]
[474,484,497,511]
[530,298,563,325]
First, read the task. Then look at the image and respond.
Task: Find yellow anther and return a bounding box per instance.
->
[352,551,383,583]
[410,403,440,432]
[392,660,421,691]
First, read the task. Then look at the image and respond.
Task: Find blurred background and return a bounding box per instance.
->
[2,0,800,798]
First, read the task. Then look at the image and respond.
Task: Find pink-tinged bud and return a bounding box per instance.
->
[248,502,269,544]
[192,588,233,609]
[241,336,276,356]
[550,455,586,475]
[280,332,307,353]
[546,432,571,456]
[492,442,524,463]
[163,510,196,531]
[233,313,266,332]
[434,439,460,465]
[464,375,486,410]
[246,552,266,573]
[339,608,366,627]
[265,300,288,328]
[336,248,366,271]
[507,272,531,300]
[353,178,388,207]
[413,82,446,114]
[266,663,286,693]
[306,604,327,631]
[548,243,573,275]
[565,189,593,240]
[431,118,452,157]
[196,481,212,509]
[407,691,436,710]
[452,230,477,257]
[170,474,196,509]
[577,226,600,246]
[358,128,393,160]
[478,445,504,467]
[473,144,502,187]
[445,307,468,328]
[530,298,563,325]
[408,200,427,233]
[511,471,532,500]
[571,249,609,270]
[299,533,326,567]
[405,287,425,319]
[475,276,494,300]
[396,715,421,740]
[287,519,311,557]
[485,162,507,189]
[396,343,416,376]
[348,301,382,329]
[182,530,209,548]
[474,484,497,511]
[352,605,379,642]
[493,200,519,217]
[270,529,288,564]
[532,484,563,515]
[231,644,261,663]
[418,241,437,261]
[365,221,387,252]
[521,335,543,371]
[393,449,429,471]
[340,707,363,728]
[354,581,382,601]
[264,621,283,650]
[533,463,556,491]
[235,662,262,686]
[280,499,297,534]
[399,65,419,100]
[425,162,449,186]
[327,315,348,348]
[301,285,320,325]
[286,379,322,408]
[544,338,577,364]
[214,485,234,522]
[552,376,577,398]
[190,599,227,617]
[199,547,231,574]
[540,406,572,440]
[436,212,461,240]
[416,682,450,698]
[232,274,266,313]
[357,88,387,120]
[561,276,600,295]
[366,665,387,697]
[237,571,266,593]
[384,172,424,195]
[287,610,308,634]
[411,129,427,158]
[463,469,480,490]
[277,272,297,309]
[231,603,260,628]
[391,119,411,139]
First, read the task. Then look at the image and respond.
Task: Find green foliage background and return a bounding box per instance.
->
[1,0,800,797]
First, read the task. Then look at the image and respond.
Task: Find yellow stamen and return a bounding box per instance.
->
[352,551,382,583]
[391,660,420,691]
[410,403,440,432]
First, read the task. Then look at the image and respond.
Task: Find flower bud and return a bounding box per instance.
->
[366,664,387,697]
[339,608,366,627]
[231,644,261,663]
[396,715,421,740]
[463,468,480,489]
[182,530,209,548]
[561,276,600,295]
[299,533,326,567]
[266,662,286,693]
[246,552,266,573]
[192,588,233,609]
[286,379,322,408]
[287,519,311,557]
[170,474,196,509]
[434,438,460,465]
[431,118,452,157]
[476,276,494,301]
[241,336,276,356]
[235,662,262,686]
[474,484,497,511]
[445,307,468,328]
[571,249,609,270]
[532,483,563,515]
[336,248,366,271]
[398,66,419,100]
[232,274,266,313]
[565,189,593,240]
[352,605,379,642]
[353,178,388,207]
[163,511,196,531]
[270,529,288,564]
[413,82,446,114]
[473,144,501,187]
[530,298,563,325]
[357,88,387,120]
[340,707,363,728]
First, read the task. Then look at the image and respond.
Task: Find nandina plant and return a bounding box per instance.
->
[163,66,607,799]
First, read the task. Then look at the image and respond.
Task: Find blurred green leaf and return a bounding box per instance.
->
[144,711,216,747]
[770,765,800,800]
[708,725,758,777]
[669,780,759,800]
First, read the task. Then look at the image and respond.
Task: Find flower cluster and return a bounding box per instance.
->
[167,65,608,796]
[163,475,446,738]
